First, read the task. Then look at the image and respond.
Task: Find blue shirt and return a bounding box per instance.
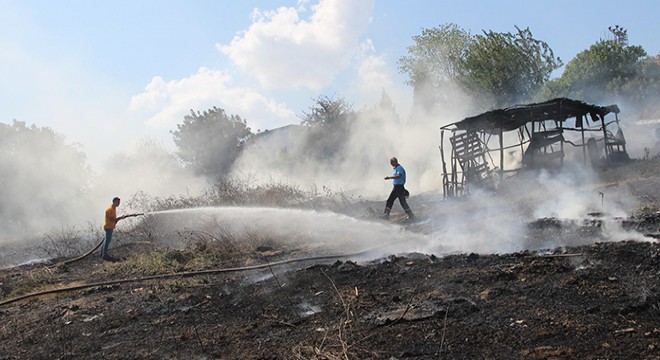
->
[392,164,406,185]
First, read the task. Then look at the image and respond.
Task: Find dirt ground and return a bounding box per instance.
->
[0,163,659,359]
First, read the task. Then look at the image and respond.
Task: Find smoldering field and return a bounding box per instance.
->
[1,97,659,269]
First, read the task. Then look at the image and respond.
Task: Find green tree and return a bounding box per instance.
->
[539,41,660,108]
[300,94,354,128]
[638,54,660,108]
[398,24,473,110]
[172,107,253,179]
[300,95,355,160]
[466,27,562,107]
[399,24,561,111]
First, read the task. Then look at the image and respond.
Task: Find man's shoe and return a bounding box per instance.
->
[102,255,119,262]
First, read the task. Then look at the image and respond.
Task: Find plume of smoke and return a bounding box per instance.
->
[419,159,650,255]
[231,87,477,199]
[91,137,208,215]
[0,135,208,267]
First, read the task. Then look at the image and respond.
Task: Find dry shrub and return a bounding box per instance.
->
[116,212,163,244]
[185,227,238,254]
[207,179,246,205]
[634,203,659,217]
[184,221,286,259]
[125,190,210,213]
[125,177,329,214]
[305,186,359,214]
[249,182,308,206]
[40,224,99,259]
[206,178,309,207]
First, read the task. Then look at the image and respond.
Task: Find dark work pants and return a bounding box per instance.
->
[385,185,411,213]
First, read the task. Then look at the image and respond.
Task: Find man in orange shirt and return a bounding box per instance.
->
[100,197,126,261]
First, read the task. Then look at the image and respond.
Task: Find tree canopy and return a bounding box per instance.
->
[171,107,253,180]
[399,24,562,111]
[300,94,354,128]
[299,95,355,160]
[539,40,660,108]
[398,24,473,111]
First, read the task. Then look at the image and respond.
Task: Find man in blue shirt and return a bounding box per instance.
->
[381,157,415,220]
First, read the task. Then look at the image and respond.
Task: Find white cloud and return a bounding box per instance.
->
[218,0,374,90]
[129,1,378,134]
[347,39,412,118]
[129,67,297,131]
[353,40,392,98]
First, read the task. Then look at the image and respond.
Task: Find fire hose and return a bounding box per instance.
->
[0,249,373,307]
[0,242,587,307]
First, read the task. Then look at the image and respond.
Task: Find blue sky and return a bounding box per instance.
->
[1,0,659,168]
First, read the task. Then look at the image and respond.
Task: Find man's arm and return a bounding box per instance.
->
[117,213,145,221]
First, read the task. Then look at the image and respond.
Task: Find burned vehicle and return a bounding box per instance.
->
[440,98,629,197]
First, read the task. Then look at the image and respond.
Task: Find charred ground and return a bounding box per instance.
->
[0,159,659,359]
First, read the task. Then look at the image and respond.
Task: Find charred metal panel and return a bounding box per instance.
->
[452,98,618,134]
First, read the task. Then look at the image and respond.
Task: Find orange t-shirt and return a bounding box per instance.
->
[104,205,117,229]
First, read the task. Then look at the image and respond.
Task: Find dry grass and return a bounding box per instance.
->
[108,248,192,275]
[290,269,367,360]
[125,178,311,213]
[39,224,100,259]
[104,221,296,278]
[598,155,660,183]
[7,267,58,297]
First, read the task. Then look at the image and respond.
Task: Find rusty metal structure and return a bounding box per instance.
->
[439,98,628,198]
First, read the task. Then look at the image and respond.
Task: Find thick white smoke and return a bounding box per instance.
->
[0,135,208,268]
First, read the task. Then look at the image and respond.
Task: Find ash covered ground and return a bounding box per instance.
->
[0,162,658,359]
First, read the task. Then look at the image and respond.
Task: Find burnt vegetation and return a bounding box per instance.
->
[1,22,660,359]
[0,155,658,358]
